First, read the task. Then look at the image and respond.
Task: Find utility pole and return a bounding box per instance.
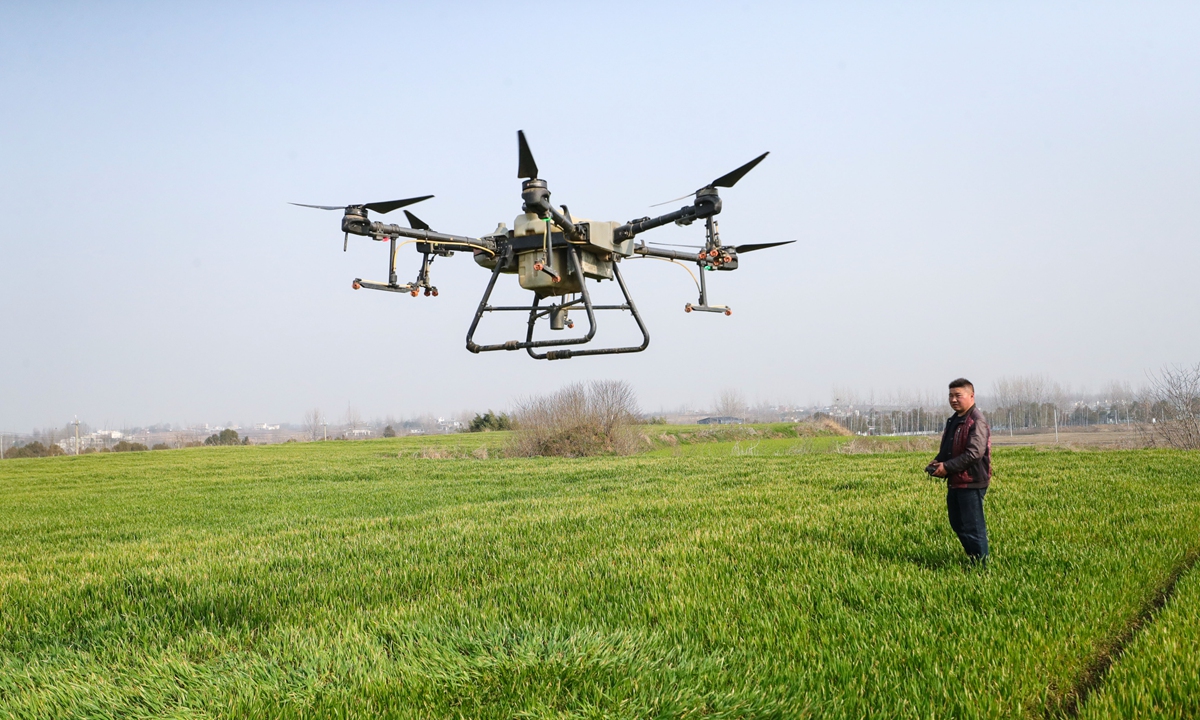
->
[73,417,80,455]
[322,421,327,441]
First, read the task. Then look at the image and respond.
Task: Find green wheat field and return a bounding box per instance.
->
[1,428,1198,719]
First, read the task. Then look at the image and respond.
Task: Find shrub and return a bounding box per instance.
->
[382,425,397,438]
[1146,362,1200,449]
[468,411,513,432]
[508,380,640,458]
[151,443,170,451]
[2,441,66,459]
[204,429,241,446]
[112,440,149,452]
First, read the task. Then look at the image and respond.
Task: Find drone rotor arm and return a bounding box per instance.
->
[615,194,722,242]
[631,243,700,262]
[368,221,497,256]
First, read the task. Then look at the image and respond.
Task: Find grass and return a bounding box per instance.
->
[0,434,1198,718]
[1077,556,1200,719]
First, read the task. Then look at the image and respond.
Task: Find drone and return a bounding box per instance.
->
[293,131,793,360]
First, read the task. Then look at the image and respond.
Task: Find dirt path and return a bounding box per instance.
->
[991,425,1147,449]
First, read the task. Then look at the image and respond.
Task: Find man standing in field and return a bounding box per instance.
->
[927,378,992,565]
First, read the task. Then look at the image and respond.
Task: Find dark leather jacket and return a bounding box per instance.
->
[935,405,991,489]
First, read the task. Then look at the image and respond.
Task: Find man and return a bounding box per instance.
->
[926,378,991,564]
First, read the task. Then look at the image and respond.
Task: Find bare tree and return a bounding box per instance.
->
[344,404,362,435]
[1103,381,1136,425]
[590,379,641,435]
[303,408,324,442]
[510,380,641,457]
[1104,381,1134,404]
[715,389,747,420]
[746,400,778,423]
[1146,362,1200,449]
[990,374,1059,428]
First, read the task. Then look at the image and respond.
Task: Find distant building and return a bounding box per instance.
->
[698,416,743,425]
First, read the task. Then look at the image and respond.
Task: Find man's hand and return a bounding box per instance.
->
[931,462,947,478]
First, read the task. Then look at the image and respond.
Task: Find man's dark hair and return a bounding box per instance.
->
[949,378,974,392]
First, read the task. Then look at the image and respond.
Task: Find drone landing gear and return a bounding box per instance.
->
[685,241,731,315]
[352,245,440,297]
[685,303,732,315]
[351,279,439,297]
[465,246,650,360]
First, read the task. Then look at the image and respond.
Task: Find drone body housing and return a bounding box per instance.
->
[486,214,635,297]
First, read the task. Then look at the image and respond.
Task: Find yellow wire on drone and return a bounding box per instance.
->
[634,255,701,293]
[388,238,497,274]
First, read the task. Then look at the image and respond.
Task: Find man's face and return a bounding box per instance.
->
[949,386,974,414]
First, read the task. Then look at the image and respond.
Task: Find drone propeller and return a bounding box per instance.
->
[290,203,347,211]
[404,210,432,231]
[289,195,433,215]
[711,153,770,189]
[291,195,432,251]
[517,130,539,179]
[650,152,770,207]
[732,240,795,254]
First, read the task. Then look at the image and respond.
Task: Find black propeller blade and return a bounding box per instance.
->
[290,203,346,211]
[732,240,795,254]
[365,196,434,214]
[651,152,770,207]
[517,130,539,179]
[404,210,432,231]
[289,194,433,214]
[710,152,770,189]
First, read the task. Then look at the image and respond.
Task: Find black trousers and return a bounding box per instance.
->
[947,487,989,560]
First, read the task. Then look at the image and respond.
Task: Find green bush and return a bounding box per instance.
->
[468,411,512,432]
[1,441,65,459]
[204,429,242,446]
[112,440,149,452]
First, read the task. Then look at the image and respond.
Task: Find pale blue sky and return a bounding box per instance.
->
[2,2,1198,428]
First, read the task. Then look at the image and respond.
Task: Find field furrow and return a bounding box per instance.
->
[1077,558,1200,720]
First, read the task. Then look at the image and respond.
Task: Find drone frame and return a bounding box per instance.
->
[294,131,791,360]
[465,244,649,360]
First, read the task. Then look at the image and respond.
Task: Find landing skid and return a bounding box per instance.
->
[685,303,732,315]
[465,246,650,360]
[353,279,438,297]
